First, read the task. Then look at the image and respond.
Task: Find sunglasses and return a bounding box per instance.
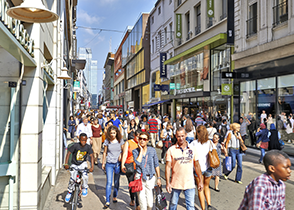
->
[139,137,149,141]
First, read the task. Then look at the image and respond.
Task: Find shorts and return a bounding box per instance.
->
[194,168,212,177]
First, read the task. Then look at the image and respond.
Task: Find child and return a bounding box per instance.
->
[64,133,94,203]
[238,150,291,209]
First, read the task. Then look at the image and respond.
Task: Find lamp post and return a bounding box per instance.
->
[6,0,58,23]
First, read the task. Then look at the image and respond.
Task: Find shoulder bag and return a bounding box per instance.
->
[128,154,148,193]
[208,141,220,168]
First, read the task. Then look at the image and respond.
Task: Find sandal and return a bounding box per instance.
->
[113,198,118,203]
[135,206,141,210]
[104,202,110,209]
[129,200,135,206]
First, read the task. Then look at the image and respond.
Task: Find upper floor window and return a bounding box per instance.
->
[158,6,161,15]
[273,0,288,26]
[152,39,154,53]
[195,4,201,35]
[155,37,158,52]
[169,0,172,5]
[164,27,168,44]
[186,12,191,41]
[169,23,173,41]
[247,2,257,37]
[220,0,227,20]
[152,16,154,24]
[159,31,162,48]
[178,0,182,7]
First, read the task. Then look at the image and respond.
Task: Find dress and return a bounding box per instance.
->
[212,143,222,176]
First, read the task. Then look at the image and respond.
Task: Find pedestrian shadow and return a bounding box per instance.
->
[55,190,85,209]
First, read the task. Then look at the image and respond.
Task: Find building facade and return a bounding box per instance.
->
[103,53,115,105]
[232,0,294,148]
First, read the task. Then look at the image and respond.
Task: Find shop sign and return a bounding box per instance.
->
[160,53,167,78]
[73,80,80,92]
[161,85,169,95]
[176,14,182,39]
[154,84,161,91]
[221,84,232,95]
[0,0,34,57]
[207,0,214,18]
[227,0,234,45]
[174,87,197,95]
[170,83,175,90]
[176,83,181,89]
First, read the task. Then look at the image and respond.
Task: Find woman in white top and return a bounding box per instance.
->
[185,118,196,144]
[207,122,217,140]
[190,125,214,210]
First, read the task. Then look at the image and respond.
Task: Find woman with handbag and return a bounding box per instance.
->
[132,132,161,210]
[121,130,141,210]
[224,123,244,184]
[160,123,174,164]
[102,126,124,208]
[190,125,214,210]
[255,123,270,163]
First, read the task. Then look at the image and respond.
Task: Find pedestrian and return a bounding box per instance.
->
[265,114,275,130]
[238,150,291,209]
[286,118,294,143]
[165,127,203,210]
[110,112,123,131]
[138,115,148,132]
[255,123,270,163]
[218,119,229,143]
[91,118,102,165]
[156,115,162,142]
[268,123,282,150]
[148,114,158,147]
[248,117,258,146]
[195,114,206,127]
[64,133,94,203]
[76,117,93,145]
[102,126,124,208]
[97,113,105,131]
[121,130,141,210]
[127,119,137,140]
[224,123,244,184]
[207,122,217,140]
[211,133,224,192]
[68,116,76,142]
[190,125,214,210]
[132,132,161,210]
[160,123,173,164]
[162,116,170,129]
[185,118,196,144]
[239,117,250,143]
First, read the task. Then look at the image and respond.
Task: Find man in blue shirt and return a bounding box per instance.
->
[110,112,123,131]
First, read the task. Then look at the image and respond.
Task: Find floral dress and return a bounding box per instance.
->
[212,143,222,176]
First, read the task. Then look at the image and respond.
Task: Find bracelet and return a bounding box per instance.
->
[64,164,68,166]
[157,177,161,179]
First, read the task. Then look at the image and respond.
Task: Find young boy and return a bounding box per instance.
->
[64,133,94,203]
[238,150,291,209]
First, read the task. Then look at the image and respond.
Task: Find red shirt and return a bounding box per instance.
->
[91,125,101,137]
[148,118,158,133]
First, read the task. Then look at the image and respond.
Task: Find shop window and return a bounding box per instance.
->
[240,81,256,126]
[247,3,257,38]
[278,74,294,120]
[273,0,288,27]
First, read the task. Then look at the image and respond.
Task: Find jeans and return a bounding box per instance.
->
[105,163,120,203]
[260,148,265,162]
[186,137,194,144]
[169,188,195,210]
[225,148,243,181]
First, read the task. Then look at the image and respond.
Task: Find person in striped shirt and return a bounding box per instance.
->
[148,114,158,148]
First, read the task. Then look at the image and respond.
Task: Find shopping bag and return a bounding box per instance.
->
[129,173,143,193]
[222,156,232,174]
[154,185,167,210]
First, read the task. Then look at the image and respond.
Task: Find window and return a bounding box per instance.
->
[170,52,173,58]
[220,0,227,20]
[122,79,125,91]
[158,6,161,15]
[164,27,167,44]
[169,0,172,5]
[273,0,288,26]
[151,72,157,98]
[159,31,162,48]
[195,4,201,35]
[152,39,154,53]
[186,12,191,40]
[247,3,257,37]
[152,16,154,24]
[177,0,182,7]
[169,23,173,41]
[155,37,158,52]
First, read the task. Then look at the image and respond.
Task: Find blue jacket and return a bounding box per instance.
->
[256,129,270,143]
[68,120,76,133]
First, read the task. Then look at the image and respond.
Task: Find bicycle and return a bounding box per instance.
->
[66,167,89,210]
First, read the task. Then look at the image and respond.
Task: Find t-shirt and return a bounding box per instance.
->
[104,139,124,163]
[190,140,213,172]
[111,118,121,128]
[148,118,158,133]
[166,144,199,190]
[69,143,93,166]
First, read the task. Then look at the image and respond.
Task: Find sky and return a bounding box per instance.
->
[76,0,157,92]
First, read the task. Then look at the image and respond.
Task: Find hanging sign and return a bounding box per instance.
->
[73,80,80,92]
[221,84,232,95]
[154,84,161,91]
[160,52,167,78]
[176,14,182,38]
[207,0,214,18]
[170,83,175,90]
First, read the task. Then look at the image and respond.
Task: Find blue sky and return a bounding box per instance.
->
[76,0,157,91]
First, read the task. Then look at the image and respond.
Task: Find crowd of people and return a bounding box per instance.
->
[62,109,292,210]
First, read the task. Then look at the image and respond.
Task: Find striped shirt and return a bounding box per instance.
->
[238,173,286,210]
[148,118,158,133]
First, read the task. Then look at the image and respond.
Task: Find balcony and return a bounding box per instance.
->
[246,16,257,38]
[273,1,288,27]
[195,25,201,36]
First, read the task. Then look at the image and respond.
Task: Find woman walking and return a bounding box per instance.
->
[185,118,196,144]
[91,118,102,165]
[121,130,141,210]
[190,125,214,210]
[207,122,217,140]
[160,123,174,164]
[211,133,224,192]
[224,123,244,184]
[268,123,282,150]
[255,123,270,163]
[127,119,137,140]
[68,116,76,142]
[102,126,124,208]
[132,132,161,210]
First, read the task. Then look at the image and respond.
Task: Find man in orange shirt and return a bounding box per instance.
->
[165,127,203,210]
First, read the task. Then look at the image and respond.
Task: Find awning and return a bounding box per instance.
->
[142,99,171,108]
[164,33,227,65]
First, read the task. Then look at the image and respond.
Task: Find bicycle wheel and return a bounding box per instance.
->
[71,185,79,210]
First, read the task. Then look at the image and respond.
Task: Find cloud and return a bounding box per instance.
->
[78,9,104,25]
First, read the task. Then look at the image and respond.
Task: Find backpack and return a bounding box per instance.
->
[220,125,227,138]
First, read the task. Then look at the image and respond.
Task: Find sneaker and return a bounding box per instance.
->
[223,175,228,180]
[65,192,72,203]
[82,188,88,197]
[235,180,243,184]
[161,159,164,164]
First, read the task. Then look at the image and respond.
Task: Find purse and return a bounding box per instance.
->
[240,141,247,152]
[156,140,163,148]
[124,162,135,173]
[129,173,143,193]
[208,141,220,169]
[154,185,167,210]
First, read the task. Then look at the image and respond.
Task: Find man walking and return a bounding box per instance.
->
[148,114,158,147]
[239,117,251,142]
[76,117,93,145]
[165,127,203,210]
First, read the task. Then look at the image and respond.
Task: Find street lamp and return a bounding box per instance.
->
[6,0,58,23]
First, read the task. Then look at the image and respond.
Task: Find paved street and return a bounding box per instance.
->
[44,147,294,210]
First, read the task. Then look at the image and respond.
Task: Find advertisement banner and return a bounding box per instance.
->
[73,80,80,92]
[160,52,167,78]
[176,14,182,39]
[227,0,234,45]
[154,84,161,91]
[170,83,175,90]
[161,85,170,95]
[207,0,214,18]
[221,84,232,95]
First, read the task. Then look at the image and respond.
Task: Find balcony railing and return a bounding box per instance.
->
[246,16,257,38]
[195,25,201,36]
[273,1,288,26]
